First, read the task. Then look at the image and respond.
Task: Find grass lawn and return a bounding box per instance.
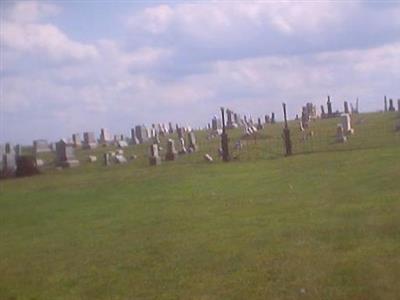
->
[1,112,399,299]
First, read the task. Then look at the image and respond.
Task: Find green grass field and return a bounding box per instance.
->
[1,112,399,299]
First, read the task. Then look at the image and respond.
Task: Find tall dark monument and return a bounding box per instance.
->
[220,107,230,162]
[384,95,388,112]
[327,95,333,116]
[282,103,292,156]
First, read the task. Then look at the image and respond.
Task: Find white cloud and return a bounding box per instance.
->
[5,1,61,23]
[1,21,99,61]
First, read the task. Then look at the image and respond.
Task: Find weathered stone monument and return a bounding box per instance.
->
[1,144,17,178]
[168,122,174,134]
[282,103,292,156]
[100,128,112,145]
[257,118,263,130]
[72,133,81,148]
[178,138,187,154]
[149,144,161,166]
[220,107,230,162]
[187,131,198,152]
[16,155,39,177]
[271,112,276,124]
[327,95,333,116]
[55,140,80,168]
[341,114,354,135]
[130,128,139,145]
[165,139,177,161]
[336,124,347,143]
[384,96,388,112]
[344,101,349,114]
[83,132,97,149]
[33,139,51,153]
[135,125,149,144]
[177,127,184,139]
[103,153,111,166]
[388,99,395,112]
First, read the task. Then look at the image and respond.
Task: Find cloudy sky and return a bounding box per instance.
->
[1,1,399,144]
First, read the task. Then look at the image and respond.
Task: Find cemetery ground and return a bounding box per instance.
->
[1,112,399,299]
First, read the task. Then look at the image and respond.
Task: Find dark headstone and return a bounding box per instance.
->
[344,101,349,114]
[165,139,177,161]
[16,155,39,177]
[271,112,275,124]
[388,99,395,112]
[56,140,80,168]
[327,95,333,116]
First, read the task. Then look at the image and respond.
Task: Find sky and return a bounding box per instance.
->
[1,0,399,144]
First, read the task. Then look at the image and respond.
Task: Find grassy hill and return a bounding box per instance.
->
[1,112,399,299]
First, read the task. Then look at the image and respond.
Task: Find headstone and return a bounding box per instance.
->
[116,140,128,148]
[320,105,325,118]
[55,140,80,167]
[271,113,275,124]
[88,155,97,163]
[264,115,270,124]
[100,128,112,145]
[116,149,124,155]
[16,155,39,177]
[83,132,97,149]
[72,133,81,148]
[299,121,304,132]
[384,95,388,112]
[388,99,395,112]
[1,152,17,178]
[103,153,111,166]
[344,101,349,114]
[165,139,177,161]
[235,140,243,150]
[36,159,45,167]
[257,118,263,130]
[327,96,333,116]
[149,144,161,166]
[398,99,400,112]
[336,124,347,143]
[187,131,198,152]
[177,127,184,139]
[15,144,22,157]
[33,139,51,153]
[178,137,187,154]
[114,154,127,164]
[168,122,174,134]
[341,113,354,135]
[130,128,139,145]
[135,125,149,144]
[204,154,213,162]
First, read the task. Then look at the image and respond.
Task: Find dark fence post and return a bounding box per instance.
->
[220,107,230,162]
[282,103,292,156]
